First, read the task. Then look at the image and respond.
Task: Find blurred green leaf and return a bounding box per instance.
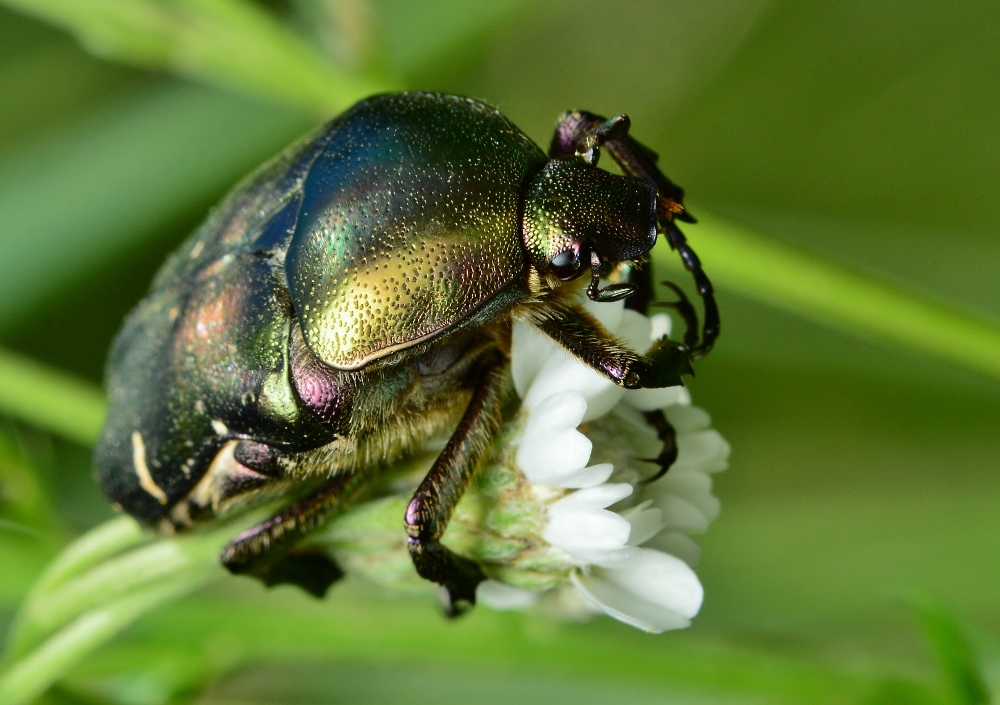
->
[659,212,1000,380]
[0,82,312,334]
[0,349,104,447]
[915,600,991,705]
[0,0,392,115]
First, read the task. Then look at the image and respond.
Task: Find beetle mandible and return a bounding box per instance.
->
[95,92,719,614]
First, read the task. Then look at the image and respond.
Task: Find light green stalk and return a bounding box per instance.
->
[0,0,396,116]
[661,212,1000,378]
[0,347,106,447]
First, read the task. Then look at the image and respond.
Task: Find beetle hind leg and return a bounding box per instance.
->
[405,355,509,616]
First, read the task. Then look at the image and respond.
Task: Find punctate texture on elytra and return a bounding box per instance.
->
[94,91,718,614]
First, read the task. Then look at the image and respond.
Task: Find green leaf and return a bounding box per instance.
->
[914,600,991,705]
[0,349,104,447]
[0,0,394,115]
[657,212,1000,380]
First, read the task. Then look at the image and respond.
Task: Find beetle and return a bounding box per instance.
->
[95,92,718,614]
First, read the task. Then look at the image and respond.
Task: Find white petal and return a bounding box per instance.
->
[624,384,691,412]
[517,392,593,485]
[476,580,539,610]
[543,484,635,566]
[549,483,633,510]
[675,430,731,473]
[654,495,710,533]
[557,463,615,489]
[621,502,665,546]
[648,313,672,341]
[570,548,703,633]
[616,309,652,351]
[517,428,592,485]
[581,295,625,332]
[511,322,554,398]
[599,404,663,458]
[645,531,702,567]
[664,405,713,433]
[523,390,587,434]
[524,350,624,420]
[543,507,633,565]
[648,468,721,523]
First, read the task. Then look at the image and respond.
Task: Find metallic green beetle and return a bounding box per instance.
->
[95,92,718,612]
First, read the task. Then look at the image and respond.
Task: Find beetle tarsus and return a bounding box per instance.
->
[240,549,344,598]
[408,539,485,617]
[631,337,693,388]
[654,280,700,350]
[662,221,719,357]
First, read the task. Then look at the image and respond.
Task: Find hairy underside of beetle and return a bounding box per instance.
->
[161,321,513,533]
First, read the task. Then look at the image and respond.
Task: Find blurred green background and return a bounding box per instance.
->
[1,1,999,703]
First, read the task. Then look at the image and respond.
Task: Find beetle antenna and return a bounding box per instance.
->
[586,250,635,303]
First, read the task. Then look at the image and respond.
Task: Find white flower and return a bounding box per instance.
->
[477,292,730,633]
[317,287,729,633]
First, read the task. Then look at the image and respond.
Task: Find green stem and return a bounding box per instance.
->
[0,347,106,446]
[0,575,214,705]
[11,540,217,656]
[0,0,396,116]
[26,516,146,597]
[660,211,1000,379]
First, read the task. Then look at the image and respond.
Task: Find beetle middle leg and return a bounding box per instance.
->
[220,469,365,597]
[405,354,510,616]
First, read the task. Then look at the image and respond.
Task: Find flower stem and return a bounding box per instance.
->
[0,575,213,705]
[27,516,146,597]
[0,347,105,446]
[10,539,218,657]
[0,0,397,116]
[663,211,1000,379]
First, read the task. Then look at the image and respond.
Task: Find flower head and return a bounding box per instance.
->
[319,290,729,633]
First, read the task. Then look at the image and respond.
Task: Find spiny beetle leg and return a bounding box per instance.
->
[654,280,700,350]
[221,469,362,597]
[662,221,719,357]
[639,409,679,485]
[534,299,692,390]
[405,355,508,616]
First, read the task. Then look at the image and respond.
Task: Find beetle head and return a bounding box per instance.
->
[522,157,657,301]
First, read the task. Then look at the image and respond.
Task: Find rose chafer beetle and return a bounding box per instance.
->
[95,92,719,613]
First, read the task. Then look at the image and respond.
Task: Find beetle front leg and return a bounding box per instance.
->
[549,110,719,357]
[405,356,509,616]
[533,299,692,390]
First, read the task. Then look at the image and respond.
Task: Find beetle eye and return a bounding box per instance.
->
[549,246,586,281]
